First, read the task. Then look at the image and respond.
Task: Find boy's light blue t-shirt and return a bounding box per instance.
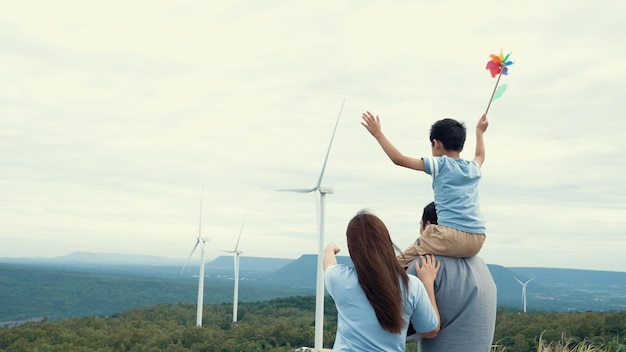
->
[325,264,438,352]
[423,155,486,234]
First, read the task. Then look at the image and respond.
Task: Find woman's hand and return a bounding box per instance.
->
[325,242,340,255]
[323,243,340,270]
[415,255,440,284]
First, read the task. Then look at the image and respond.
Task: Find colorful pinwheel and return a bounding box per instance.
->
[486,49,513,77]
[484,49,513,114]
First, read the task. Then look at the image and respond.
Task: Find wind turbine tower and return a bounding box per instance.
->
[181,187,210,326]
[514,276,534,313]
[278,99,345,351]
[222,216,246,324]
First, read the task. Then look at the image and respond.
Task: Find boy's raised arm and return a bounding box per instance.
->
[474,114,489,167]
[361,111,425,171]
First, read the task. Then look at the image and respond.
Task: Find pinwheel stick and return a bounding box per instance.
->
[485,70,504,115]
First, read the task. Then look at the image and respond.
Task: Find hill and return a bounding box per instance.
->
[265,254,353,287]
[207,256,293,273]
[262,257,626,312]
[0,253,295,279]
[507,266,626,311]
[0,262,314,324]
[509,267,626,290]
[1,252,625,324]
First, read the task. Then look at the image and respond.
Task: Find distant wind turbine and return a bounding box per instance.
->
[222,216,246,324]
[514,276,534,313]
[278,98,345,351]
[181,186,210,327]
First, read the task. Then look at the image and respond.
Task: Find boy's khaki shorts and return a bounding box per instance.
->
[397,225,486,269]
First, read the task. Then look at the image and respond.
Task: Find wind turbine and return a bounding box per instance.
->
[181,186,210,327]
[514,276,534,313]
[278,99,345,351]
[222,216,246,324]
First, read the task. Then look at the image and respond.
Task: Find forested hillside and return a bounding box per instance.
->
[0,263,314,323]
[2,258,626,324]
[1,296,625,352]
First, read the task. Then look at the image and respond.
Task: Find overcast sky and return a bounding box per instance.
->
[1,0,625,272]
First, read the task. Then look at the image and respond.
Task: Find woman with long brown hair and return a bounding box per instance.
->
[324,209,440,351]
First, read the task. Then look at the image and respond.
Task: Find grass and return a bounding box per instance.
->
[491,332,624,352]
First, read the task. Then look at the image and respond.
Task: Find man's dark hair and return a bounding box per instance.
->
[422,201,438,226]
[429,118,466,151]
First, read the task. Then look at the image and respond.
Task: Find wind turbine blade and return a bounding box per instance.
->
[181,240,200,274]
[525,277,535,284]
[183,184,206,275]
[513,276,524,285]
[315,98,346,189]
[234,216,246,252]
[277,188,316,193]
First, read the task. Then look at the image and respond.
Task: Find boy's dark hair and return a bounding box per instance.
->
[429,118,466,151]
[422,201,438,226]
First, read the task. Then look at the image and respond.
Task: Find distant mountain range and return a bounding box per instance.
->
[2,252,625,313]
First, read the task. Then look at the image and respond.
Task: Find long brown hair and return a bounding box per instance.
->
[346,209,409,334]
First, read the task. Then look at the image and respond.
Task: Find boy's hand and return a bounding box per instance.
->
[415,255,440,284]
[361,111,383,138]
[477,114,489,134]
